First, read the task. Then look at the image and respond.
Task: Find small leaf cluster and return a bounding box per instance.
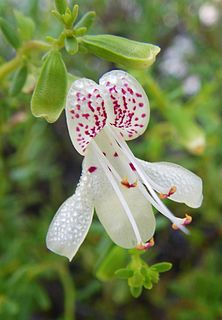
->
[0,0,160,124]
[115,251,172,298]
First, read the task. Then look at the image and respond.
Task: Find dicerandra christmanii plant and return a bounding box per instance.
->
[0,0,203,298]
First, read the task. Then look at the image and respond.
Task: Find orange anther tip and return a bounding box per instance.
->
[159,186,177,199]
[171,214,192,230]
[121,178,137,189]
[136,238,155,250]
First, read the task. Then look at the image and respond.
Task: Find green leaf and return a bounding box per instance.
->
[75,11,96,30]
[143,277,153,290]
[96,246,127,281]
[72,4,79,24]
[151,262,173,273]
[31,50,67,123]
[81,34,160,69]
[148,270,159,284]
[55,0,67,14]
[9,64,28,96]
[14,10,35,41]
[65,36,78,55]
[115,268,134,279]
[0,17,21,49]
[130,286,142,298]
[128,272,144,288]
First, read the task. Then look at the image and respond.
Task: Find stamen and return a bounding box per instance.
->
[91,141,143,245]
[159,186,177,199]
[172,214,192,230]
[121,178,138,189]
[136,238,155,250]
[107,127,188,234]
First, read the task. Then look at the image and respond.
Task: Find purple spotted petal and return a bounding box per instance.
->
[99,70,150,140]
[66,78,107,155]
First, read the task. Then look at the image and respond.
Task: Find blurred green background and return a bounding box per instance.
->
[0,0,222,319]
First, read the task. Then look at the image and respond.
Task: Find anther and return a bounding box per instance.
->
[136,238,155,250]
[172,214,192,230]
[121,178,138,189]
[159,186,177,199]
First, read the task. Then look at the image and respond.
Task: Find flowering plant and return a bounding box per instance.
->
[46,70,203,261]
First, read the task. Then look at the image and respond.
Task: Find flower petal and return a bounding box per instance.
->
[138,160,203,208]
[99,70,150,140]
[84,132,156,249]
[46,170,94,261]
[66,78,107,155]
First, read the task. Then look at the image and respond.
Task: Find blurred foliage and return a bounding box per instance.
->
[0,0,222,319]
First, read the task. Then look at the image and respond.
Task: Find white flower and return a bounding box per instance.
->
[46,70,203,261]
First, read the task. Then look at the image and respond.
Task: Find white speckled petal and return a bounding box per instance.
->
[46,170,94,261]
[66,78,107,155]
[99,70,150,140]
[138,160,203,208]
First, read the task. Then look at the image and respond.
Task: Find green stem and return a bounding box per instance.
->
[0,40,51,81]
[0,55,21,80]
[57,265,76,320]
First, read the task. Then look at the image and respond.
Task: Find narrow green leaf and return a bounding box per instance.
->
[81,34,160,69]
[55,0,67,14]
[31,50,67,123]
[130,286,142,298]
[9,65,28,96]
[128,272,144,288]
[115,268,134,279]
[72,4,79,24]
[14,10,35,41]
[75,11,96,30]
[0,17,20,48]
[65,36,78,55]
[151,262,173,273]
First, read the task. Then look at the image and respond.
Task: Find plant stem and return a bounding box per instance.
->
[57,265,76,320]
[0,40,51,81]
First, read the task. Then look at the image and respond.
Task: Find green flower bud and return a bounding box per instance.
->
[81,34,160,69]
[31,50,67,123]
[65,36,78,55]
[9,65,28,96]
[75,11,96,30]
[0,17,21,49]
[55,0,67,14]
[14,10,35,41]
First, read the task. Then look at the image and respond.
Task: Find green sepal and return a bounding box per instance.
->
[55,0,67,14]
[75,11,96,30]
[31,50,67,123]
[81,34,160,69]
[96,246,127,281]
[9,64,28,96]
[65,36,78,55]
[151,262,172,273]
[14,10,35,41]
[130,286,142,298]
[0,17,21,49]
[115,268,134,279]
